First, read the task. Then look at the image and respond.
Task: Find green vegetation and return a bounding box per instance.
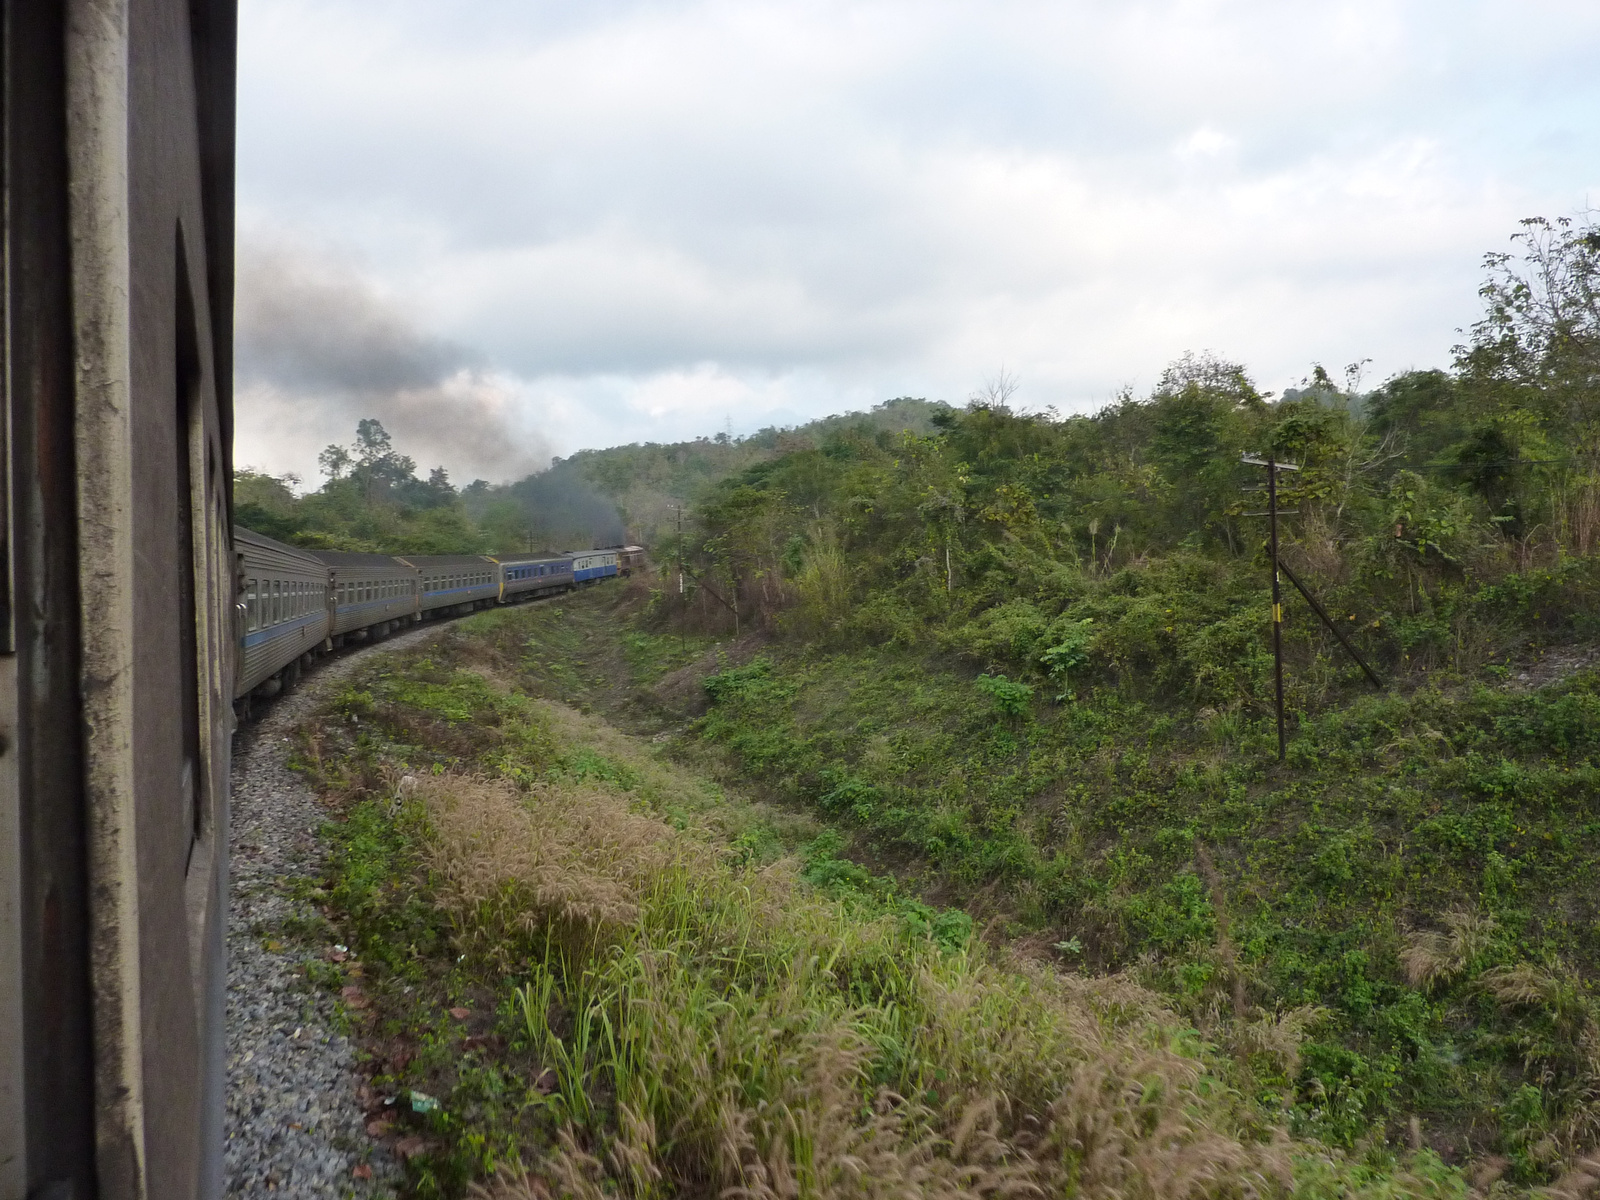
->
[628,215,1600,1182]
[272,214,1600,1194]
[237,397,946,554]
[293,610,1470,1198]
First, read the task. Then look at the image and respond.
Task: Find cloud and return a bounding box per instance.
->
[232,0,1600,474]
[234,239,551,483]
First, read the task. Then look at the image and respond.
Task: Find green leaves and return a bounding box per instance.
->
[974,673,1033,718]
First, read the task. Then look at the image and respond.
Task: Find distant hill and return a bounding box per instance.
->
[238,397,951,555]
[547,396,950,547]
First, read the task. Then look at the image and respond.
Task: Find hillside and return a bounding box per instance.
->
[619,215,1600,1185]
[236,396,947,554]
[246,214,1600,1194]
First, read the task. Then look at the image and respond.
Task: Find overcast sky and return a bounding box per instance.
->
[233,0,1600,485]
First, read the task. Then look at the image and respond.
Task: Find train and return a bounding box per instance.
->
[235,534,647,710]
[0,3,646,1193]
[4,1,240,1196]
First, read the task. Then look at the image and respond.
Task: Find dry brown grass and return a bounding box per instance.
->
[416,761,1309,1199]
[1400,910,1499,989]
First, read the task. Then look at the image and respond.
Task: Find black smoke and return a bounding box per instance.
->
[235,239,552,482]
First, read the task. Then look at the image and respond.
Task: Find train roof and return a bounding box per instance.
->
[307,550,420,570]
[489,551,568,564]
[235,525,316,557]
[394,553,498,568]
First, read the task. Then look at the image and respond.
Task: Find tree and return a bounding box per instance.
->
[1463,214,1600,430]
[318,443,352,480]
[355,418,394,465]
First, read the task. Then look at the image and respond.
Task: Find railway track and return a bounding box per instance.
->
[226,620,443,1197]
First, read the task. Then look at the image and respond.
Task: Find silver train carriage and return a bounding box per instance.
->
[311,551,421,642]
[235,528,330,698]
[493,553,575,601]
[399,553,501,617]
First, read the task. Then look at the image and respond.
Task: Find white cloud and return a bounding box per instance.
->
[234,0,1600,480]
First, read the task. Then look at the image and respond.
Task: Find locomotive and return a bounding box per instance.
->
[234,532,646,712]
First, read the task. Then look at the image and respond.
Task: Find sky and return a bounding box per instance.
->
[233,0,1600,486]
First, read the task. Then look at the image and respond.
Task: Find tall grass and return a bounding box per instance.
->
[409,764,1460,1198]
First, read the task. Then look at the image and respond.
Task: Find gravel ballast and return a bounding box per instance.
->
[225,626,442,1198]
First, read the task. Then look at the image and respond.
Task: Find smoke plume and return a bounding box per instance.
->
[235,239,552,483]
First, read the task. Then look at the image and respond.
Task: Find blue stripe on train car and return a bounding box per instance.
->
[242,610,325,649]
[336,597,413,617]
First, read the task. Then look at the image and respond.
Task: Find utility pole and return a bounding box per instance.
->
[1242,453,1300,760]
[1267,455,1286,761]
[1241,451,1383,762]
[674,504,685,654]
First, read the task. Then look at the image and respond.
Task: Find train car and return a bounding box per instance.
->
[235,528,331,699]
[617,545,648,576]
[400,554,501,617]
[1,2,240,1196]
[571,548,620,583]
[492,552,575,602]
[311,551,421,642]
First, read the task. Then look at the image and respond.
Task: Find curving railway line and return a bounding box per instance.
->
[233,530,644,718]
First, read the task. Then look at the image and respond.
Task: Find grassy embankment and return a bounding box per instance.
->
[283,595,1476,1199]
[671,563,1600,1182]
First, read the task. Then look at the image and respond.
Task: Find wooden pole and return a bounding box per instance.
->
[1269,455,1286,761]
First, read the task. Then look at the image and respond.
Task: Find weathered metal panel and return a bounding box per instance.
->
[235,529,329,696]
[398,553,500,613]
[491,553,573,600]
[4,0,237,1195]
[310,551,421,636]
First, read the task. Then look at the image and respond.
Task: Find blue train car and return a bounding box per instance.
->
[493,553,574,602]
[570,549,619,583]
